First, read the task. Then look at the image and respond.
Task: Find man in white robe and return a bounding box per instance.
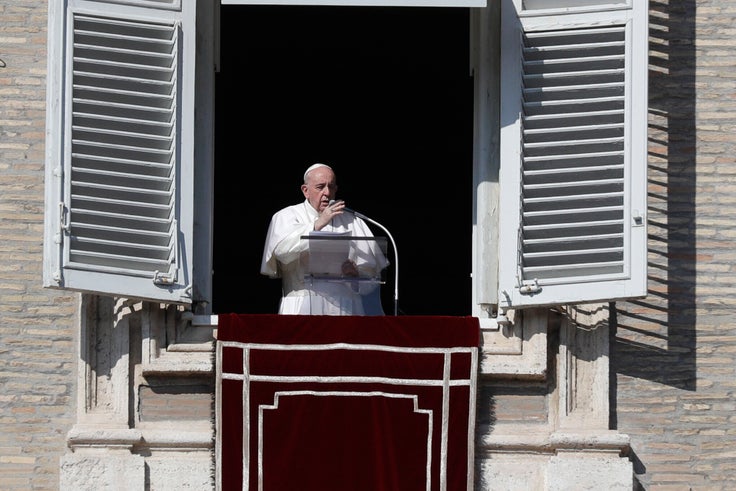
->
[261,163,389,315]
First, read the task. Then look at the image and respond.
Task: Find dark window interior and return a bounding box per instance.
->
[213,6,473,315]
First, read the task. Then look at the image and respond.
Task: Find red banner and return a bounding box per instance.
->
[217,314,479,491]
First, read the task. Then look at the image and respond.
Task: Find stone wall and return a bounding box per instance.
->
[613,1,736,489]
[0,2,79,489]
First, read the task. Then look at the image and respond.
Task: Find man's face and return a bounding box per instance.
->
[302,167,337,212]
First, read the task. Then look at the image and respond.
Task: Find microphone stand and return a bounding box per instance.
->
[351,211,399,316]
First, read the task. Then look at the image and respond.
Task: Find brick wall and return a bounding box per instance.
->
[613,1,736,489]
[139,381,215,422]
[0,2,79,489]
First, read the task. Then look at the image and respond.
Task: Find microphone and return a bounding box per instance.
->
[328,199,399,315]
[329,199,361,217]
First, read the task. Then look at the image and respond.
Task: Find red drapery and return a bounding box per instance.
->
[217,314,479,491]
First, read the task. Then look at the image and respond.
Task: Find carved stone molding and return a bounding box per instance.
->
[479,308,548,377]
[141,303,215,375]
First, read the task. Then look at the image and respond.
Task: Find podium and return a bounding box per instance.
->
[301,232,389,316]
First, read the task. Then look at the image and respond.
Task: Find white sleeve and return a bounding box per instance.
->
[260,208,313,277]
[352,217,390,273]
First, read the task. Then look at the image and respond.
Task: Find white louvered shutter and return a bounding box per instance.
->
[497,1,648,309]
[43,0,197,304]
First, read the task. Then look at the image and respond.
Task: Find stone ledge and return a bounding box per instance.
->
[550,430,630,452]
[67,427,214,450]
[477,429,630,454]
[67,427,143,449]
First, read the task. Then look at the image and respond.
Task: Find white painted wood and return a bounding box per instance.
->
[515,0,632,16]
[223,0,485,6]
[497,0,648,308]
[43,0,198,304]
[192,0,217,314]
[471,5,502,319]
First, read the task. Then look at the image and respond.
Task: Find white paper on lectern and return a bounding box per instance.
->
[306,231,351,276]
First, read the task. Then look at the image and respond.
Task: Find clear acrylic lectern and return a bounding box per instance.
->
[301,232,389,316]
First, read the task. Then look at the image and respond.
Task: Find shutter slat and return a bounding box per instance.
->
[524,53,624,68]
[524,95,625,108]
[72,167,172,187]
[69,251,173,272]
[524,79,624,91]
[73,112,172,136]
[524,232,623,245]
[73,70,173,94]
[523,40,625,53]
[73,222,170,242]
[524,25,626,43]
[70,209,171,231]
[72,127,173,149]
[525,122,624,136]
[71,195,172,213]
[524,205,624,218]
[71,154,171,173]
[73,86,174,108]
[525,246,623,259]
[73,101,174,122]
[524,150,624,163]
[71,182,173,204]
[72,141,173,161]
[74,39,176,57]
[524,136,624,150]
[71,236,172,255]
[523,218,625,231]
[72,97,173,114]
[523,178,623,190]
[525,109,624,125]
[522,262,625,280]
[524,194,623,206]
[524,164,624,177]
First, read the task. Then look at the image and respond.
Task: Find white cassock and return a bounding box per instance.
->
[261,199,389,315]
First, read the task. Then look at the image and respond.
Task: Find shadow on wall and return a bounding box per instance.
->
[608,5,699,489]
[612,0,697,391]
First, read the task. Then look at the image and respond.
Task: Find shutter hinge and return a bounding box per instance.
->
[153,218,179,286]
[54,202,70,246]
[153,270,176,285]
[519,278,541,295]
[58,202,70,234]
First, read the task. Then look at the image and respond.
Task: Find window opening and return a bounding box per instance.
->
[213,6,473,315]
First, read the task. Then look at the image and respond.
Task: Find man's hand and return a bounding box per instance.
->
[341,259,359,277]
[314,200,345,231]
